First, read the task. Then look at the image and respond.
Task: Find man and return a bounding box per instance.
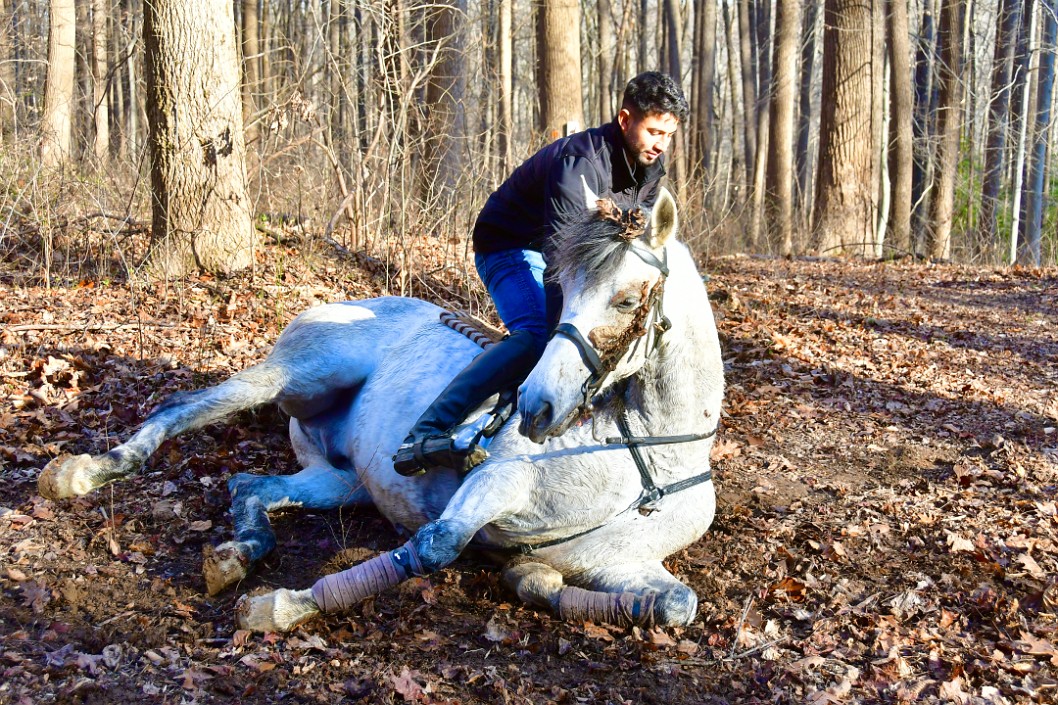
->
[393,71,688,476]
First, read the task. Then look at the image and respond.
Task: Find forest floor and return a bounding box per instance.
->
[1,233,1056,704]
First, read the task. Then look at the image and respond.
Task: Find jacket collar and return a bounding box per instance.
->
[603,120,666,194]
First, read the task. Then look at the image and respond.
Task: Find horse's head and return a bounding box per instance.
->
[518,186,679,443]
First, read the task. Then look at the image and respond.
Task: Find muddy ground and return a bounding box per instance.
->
[1,238,1056,704]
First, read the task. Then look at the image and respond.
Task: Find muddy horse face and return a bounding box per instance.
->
[519,188,680,442]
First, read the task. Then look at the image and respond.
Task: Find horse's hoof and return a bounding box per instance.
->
[202,543,251,595]
[38,454,99,500]
[235,588,318,633]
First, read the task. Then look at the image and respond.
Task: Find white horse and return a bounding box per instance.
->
[38,188,724,633]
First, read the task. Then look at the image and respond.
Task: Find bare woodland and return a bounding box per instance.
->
[3,3,1058,703]
[0,0,1054,276]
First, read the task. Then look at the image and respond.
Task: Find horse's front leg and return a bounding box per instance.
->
[236,461,531,633]
[501,558,688,627]
[563,560,699,627]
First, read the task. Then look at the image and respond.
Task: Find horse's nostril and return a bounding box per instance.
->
[519,402,552,438]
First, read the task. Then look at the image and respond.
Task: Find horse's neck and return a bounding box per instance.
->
[623,264,724,439]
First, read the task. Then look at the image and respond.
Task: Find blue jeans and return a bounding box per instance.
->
[474,249,560,350]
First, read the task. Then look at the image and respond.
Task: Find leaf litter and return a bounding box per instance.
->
[1,242,1056,703]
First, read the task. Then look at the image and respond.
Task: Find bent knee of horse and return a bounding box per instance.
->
[409,520,465,574]
[653,585,698,627]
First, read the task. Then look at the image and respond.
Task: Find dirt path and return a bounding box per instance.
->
[2,247,1056,704]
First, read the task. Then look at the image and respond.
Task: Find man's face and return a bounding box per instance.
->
[617,109,680,167]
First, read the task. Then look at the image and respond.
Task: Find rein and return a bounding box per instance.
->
[513,238,719,556]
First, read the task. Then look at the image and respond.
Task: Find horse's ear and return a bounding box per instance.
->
[649,187,678,248]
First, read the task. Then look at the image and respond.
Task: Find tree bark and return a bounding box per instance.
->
[242,0,261,144]
[911,0,936,250]
[537,0,584,139]
[422,0,467,195]
[813,0,877,256]
[1009,0,1037,262]
[737,0,756,185]
[692,0,717,179]
[925,0,965,260]
[662,0,685,182]
[1020,0,1055,266]
[598,0,615,122]
[979,0,1023,262]
[144,0,255,277]
[884,0,913,256]
[724,0,746,193]
[766,0,801,255]
[0,0,16,139]
[497,0,513,171]
[796,0,819,226]
[41,0,76,169]
[92,0,110,163]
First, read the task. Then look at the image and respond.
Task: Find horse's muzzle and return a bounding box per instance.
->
[518,401,552,443]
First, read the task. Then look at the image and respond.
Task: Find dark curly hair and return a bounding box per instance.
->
[621,71,689,123]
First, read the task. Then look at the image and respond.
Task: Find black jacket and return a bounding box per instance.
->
[472,120,665,254]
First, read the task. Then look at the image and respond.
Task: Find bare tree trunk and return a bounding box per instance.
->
[766,0,801,255]
[662,0,686,182]
[749,0,771,248]
[1010,0,1037,261]
[979,0,1023,262]
[692,0,717,179]
[144,0,254,278]
[497,0,513,171]
[737,0,756,185]
[796,0,819,227]
[911,0,936,251]
[0,0,16,139]
[537,0,584,139]
[422,0,467,194]
[813,0,877,255]
[870,0,885,253]
[91,0,109,163]
[925,0,965,260]
[41,0,76,169]
[598,0,615,122]
[242,0,260,144]
[127,3,140,158]
[724,0,746,190]
[638,0,649,72]
[1020,0,1055,266]
[885,0,913,256]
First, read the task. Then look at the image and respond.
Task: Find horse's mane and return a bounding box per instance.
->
[547,210,643,288]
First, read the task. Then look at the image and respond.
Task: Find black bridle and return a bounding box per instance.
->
[513,242,719,555]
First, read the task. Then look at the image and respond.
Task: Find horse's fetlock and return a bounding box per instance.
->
[228,472,262,498]
[652,587,698,627]
[410,520,463,573]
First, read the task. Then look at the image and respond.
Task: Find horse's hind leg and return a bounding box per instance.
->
[203,418,371,594]
[39,362,286,500]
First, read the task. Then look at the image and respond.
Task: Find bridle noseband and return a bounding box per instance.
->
[551,243,672,417]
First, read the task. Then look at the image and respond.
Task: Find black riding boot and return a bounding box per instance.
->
[393,330,543,476]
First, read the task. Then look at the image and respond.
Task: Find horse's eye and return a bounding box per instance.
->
[615,296,640,313]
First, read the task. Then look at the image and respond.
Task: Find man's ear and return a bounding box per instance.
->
[649,187,678,248]
[617,108,630,132]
